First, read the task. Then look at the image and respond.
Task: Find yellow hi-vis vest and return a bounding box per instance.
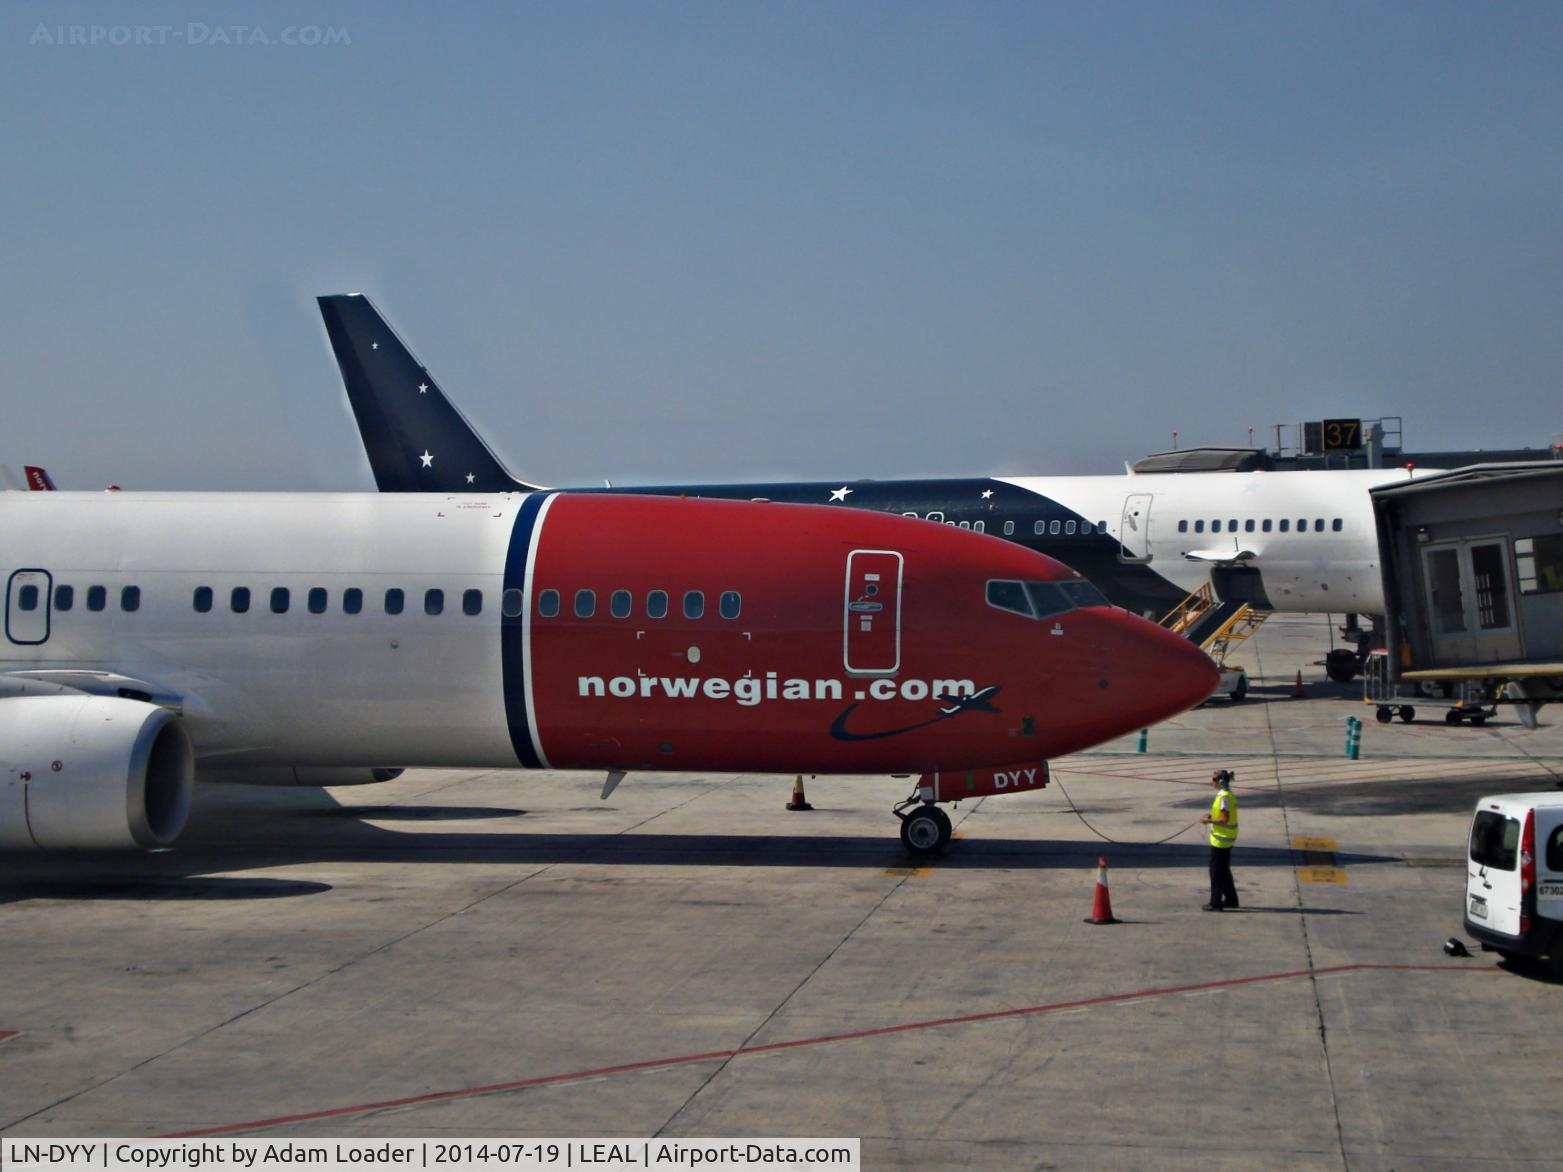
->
[1208,787,1238,848]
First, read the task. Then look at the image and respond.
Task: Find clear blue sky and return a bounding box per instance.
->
[5,2,1561,490]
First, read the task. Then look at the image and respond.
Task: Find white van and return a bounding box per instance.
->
[1463,792,1563,977]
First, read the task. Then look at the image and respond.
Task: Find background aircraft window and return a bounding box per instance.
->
[54,585,74,612]
[1065,520,1077,534]
[683,590,704,619]
[231,587,250,614]
[1244,519,1255,533]
[1194,520,1205,533]
[1296,518,1306,531]
[1049,520,1061,535]
[1228,520,1238,532]
[385,588,405,616]
[1003,521,1015,536]
[86,585,106,612]
[958,520,970,529]
[986,580,1033,618]
[463,589,483,616]
[121,585,141,612]
[537,589,559,618]
[719,590,741,619]
[343,587,363,615]
[270,587,289,614]
[1332,518,1343,532]
[17,585,38,610]
[193,586,213,613]
[1058,580,1109,608]
[973,521,985,533]
[1178,520,1189,533]
[1313,518,1325,532]
[424,588,444,616]
[647,590,668,619]
[1033,520,1046,535]
[502,588,525,618]
[1279,519,1290,532]
[574,589,595,618]
[1025,581,1071,619]
[610,589,632,618]
[308,587,328,614]
[1262,519,1273,533]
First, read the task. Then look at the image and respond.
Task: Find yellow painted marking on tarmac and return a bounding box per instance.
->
[882,866,933,878]
[1299,866,1349,884]
[1292,836,1338,851]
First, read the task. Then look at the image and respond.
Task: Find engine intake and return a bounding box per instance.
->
[0,695,194,850]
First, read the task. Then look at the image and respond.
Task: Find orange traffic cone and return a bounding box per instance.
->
[1292,670,1305,699]
[786,774,813,812]
[1084,856,1120,925]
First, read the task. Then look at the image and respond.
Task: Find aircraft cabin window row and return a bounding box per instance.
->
[1032,519,1108,536]
[1176,517,1344,535]
[47,585,488,617]
[534,588,743,621]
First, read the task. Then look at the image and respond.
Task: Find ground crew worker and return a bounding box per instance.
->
[1201,768,1239,910]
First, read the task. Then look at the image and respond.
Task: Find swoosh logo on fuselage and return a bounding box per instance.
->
[829,685,1002,742]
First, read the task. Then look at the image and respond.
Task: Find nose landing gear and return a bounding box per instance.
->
[894,788,953,855]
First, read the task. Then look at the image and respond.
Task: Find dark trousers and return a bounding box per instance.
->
[1209,845,1238,908]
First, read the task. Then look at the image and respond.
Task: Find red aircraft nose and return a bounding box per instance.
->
[1093,609,1220,732]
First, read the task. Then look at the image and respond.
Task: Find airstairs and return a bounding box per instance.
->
[1159,584,1271,701]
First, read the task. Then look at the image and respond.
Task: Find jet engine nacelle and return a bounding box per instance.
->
[0,695,194,850]
[199,766,405,787]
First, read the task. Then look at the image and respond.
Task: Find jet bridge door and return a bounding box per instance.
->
[6,569,52,645]
[844,550,902,676]
[1118,493,1154,563]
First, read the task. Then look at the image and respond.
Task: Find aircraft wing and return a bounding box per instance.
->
[0,670,183,712]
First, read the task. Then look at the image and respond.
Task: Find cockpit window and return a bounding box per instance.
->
[987,578,1110,621]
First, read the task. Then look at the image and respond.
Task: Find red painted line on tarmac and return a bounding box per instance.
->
[0,1031,17,1043]
[163,962,1498,1138]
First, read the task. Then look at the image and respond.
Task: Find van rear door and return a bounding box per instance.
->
[1539,811,1563,928]
[1468,806,1523,938]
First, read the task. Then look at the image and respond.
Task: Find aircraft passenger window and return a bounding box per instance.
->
[424,589,444,616]
[1262,519,1273,533]
[1178,520,1188,534]
[647,590,668,619]
[385,588,405,616]
[1332,518,1343,532]
[986,580,1034,618]
[574,589,595,618]
[1025,581,1072,619]
[1279,519,1290,533]
[959,521,970,529]
[121,585,140,612]
[1049,520,1061,535]
[1244,519,1255,533]
[308,587,328,614]
[17,585,37,610]
[1296,518,1306,531]
[193,586,213,613]
[1097,521,1108,533]
[1194,520,1205,534]
[537,589,559,618]
[683,591,704,620]
[1033,520,1046,535]
[270,587,289,614]
[719,590,741,619]
[974,521,985,533]
[610,589,632,619]
[463,589,483,616]
[502,589,524,618]
[1314,518,1325,532]
[343,588,363,615]
[1065,520,1077,535]
[231,587,250,614]
[1003,521,1015,536]
[1228,520,1238,533]
[87,585,106,612]
[54,585,74,612]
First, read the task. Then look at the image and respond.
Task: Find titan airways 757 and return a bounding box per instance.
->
[318,294,1436,679]
[0,489,1216,855]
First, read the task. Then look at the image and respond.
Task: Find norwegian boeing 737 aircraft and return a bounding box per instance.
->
[0,488,1216,855]
[319,294,1433,676]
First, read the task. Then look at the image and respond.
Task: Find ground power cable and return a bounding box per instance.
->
[1050,769,1201,847]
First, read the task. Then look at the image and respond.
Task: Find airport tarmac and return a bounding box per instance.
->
[3,612,1562,1168]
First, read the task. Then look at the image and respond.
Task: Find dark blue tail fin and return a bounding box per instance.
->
[317,293,540,492]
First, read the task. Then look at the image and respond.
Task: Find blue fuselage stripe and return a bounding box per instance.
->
[502,493,549,768]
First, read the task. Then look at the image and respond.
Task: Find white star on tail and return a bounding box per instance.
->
[418,383,428,394]
[466,473,475,484]
[829,486,853,502]
[420,450,433,468]
[981,489,994,499]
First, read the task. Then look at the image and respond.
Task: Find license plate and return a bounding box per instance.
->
[1469,895,1488,920]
